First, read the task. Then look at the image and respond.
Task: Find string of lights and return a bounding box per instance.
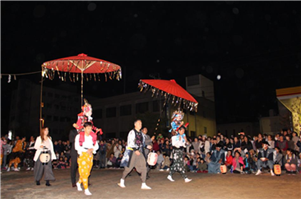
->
[1,71,41,83]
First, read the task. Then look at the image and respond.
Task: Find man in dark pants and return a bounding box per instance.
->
[69,129,78,187]
[141,127,154,179]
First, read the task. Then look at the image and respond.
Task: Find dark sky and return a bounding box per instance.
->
[1,1,301,132]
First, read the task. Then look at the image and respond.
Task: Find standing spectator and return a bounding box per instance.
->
[286,136,295,151]
[267,135,275,149]
[0,138,7,170]
[192,138,200,154]
[276,135,288,155]
[159,139,166,153]
[164,140,172,157]
[284,148,298,175]
[204,137,211,155]
[114,143,122,158]
[98,140,107,169]
[291,132,300,152]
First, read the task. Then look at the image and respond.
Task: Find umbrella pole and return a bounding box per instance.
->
[81,71,84,107]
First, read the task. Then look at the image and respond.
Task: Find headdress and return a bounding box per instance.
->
[82,99,92,114]
[171,110,184,120]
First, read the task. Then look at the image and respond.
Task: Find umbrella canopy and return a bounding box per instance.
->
[41,53,122,106]
[138,79,198,112]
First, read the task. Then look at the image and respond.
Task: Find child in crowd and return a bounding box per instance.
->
[197,158,208,173]
[56,157,66,169]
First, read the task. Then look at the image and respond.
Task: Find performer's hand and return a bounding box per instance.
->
[135,150,140,156]
[73,123,79,128]
[180,121,184,125]
[147,145,152,150]
[87,148,93,155]
[40,145,44,148]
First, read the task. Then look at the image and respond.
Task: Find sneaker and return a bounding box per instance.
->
[31,168,34,171]
[166,168,170,171]
[84,189,92,195]
[167,175,175,182]
[184,178,192,183]
[7,167,10,172]
[141,183,151,190]
[76,182,83,191]
[270,170,275,176]
[159,169,164,171]
[255,170,262,175]
[26,167,31,171]
[118,179,125,188]
[14,168,20,171]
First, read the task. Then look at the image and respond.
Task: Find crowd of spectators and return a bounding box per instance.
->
[1,129,301,176]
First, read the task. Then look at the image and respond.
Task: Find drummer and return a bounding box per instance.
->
[33,127,56,186]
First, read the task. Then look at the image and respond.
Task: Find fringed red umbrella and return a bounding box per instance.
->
[138,79,198,112]
[41,53,122,106]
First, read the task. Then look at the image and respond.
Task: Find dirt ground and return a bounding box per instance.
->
[1,168,300,199]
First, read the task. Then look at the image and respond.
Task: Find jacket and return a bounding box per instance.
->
[33,136,56,162]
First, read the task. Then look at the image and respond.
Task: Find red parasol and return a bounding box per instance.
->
[138,79,198,112]
[41,53,122,106]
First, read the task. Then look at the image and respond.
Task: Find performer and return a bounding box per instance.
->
[7,136,26,172]
[169,110,184,135]
[33,127,56,186]
[141,127,154,179]
[167,125,192,183]
[118,120,152,189]
[70,99,102,187]
[74,122,99,196]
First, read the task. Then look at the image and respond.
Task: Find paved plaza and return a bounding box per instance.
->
[1,168,300,199]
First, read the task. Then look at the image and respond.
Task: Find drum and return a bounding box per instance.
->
[220,164,227,174]
[147,152,158,166]
[273,164,281,176]
[40,150,50,165]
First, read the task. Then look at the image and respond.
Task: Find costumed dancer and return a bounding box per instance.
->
[169,110,189,143]
[7,137,26,172]
[33,127,56,186]
[74,122,99,195]
[167,125,192,183]
[70,99,103,187]
[118,120,152,190]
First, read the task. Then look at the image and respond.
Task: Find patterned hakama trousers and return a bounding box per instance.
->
[169,148,187,179]
[77,152,93,190]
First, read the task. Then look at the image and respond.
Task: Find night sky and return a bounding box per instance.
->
[1,1,300,133]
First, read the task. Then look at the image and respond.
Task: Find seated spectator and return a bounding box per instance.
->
[267,135,275,149]
[232,151,245,174]
[286,136,295,151]
[205,152,211,163]
[184,156,191,172]
[276,135,288,155]
[64,156,70,169]
[243,152,255,174]
[156,150,164,169]
[116,153,123,168]
[196,158,208,173]
[273,147,283,167]
[152,140,160,152]
[256,141,275,176]
[284,148,298,175]
[208,144,225,174]
[160,154,171,171]
[56,157,66,169]
[225,150,233,171]
[107,153,116,168]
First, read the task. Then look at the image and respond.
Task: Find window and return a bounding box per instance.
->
[187,75,199,86]
[152,101,160,112]
[136,102,148,114]
[120,105,132,116]
[46,115,52,121]
[93,109,103,118]
[106,107,116,118]
[53,116,58,121]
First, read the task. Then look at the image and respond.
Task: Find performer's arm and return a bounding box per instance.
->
[74,134,83,155]
[127,130,137,149]
[34,137,42,150]
[92,140,99,154]
[76,117,83,130]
